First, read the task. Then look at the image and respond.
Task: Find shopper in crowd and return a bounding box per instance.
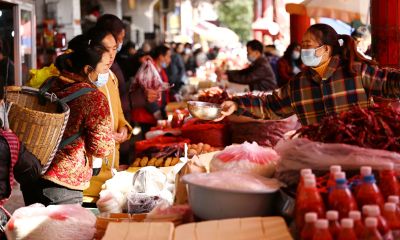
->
[226,40,277,92]
[142,42,152,53]
[277,42,303,87]
[183,43,196,75]
[193,45,208,68]
[0,81,42,223]
[207,46,220,61]
[218,23,400,126]
[116,41,137,83]
[21,35,114,205]
[131,49,152,79]
[264,44,280,78]
[167,43,186,101]
[0,40,14,86]
[130,45,171,139]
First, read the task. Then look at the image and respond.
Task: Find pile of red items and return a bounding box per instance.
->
[296,165,400,240]
[295,105,400,153]
[181,118,229,148]
[197,87,231,104]
[135,136,190,157]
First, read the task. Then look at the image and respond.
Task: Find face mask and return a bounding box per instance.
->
[247,55,256,63]
[161,62,168,69]
[117,43,123,52]
[292,51,300,60]
[301,46,325,67]
[94,72,110,87]
[185,48,191,55]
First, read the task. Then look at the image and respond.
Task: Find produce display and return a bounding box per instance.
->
[132,156,180,168]
[295,105,400,152]
[181,119,229,147]
[197,87,231,104]
[210,142,279,177]
[187,143,221,157]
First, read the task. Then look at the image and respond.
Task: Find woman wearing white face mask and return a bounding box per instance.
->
[217,23,400,126]
[277,42,303,87]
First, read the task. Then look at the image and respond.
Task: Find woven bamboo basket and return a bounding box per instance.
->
[5,86,70,174]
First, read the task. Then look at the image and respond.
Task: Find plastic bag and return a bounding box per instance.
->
[275,138,400,185]
[126,192,168,214]
[27,64,60,89]
[134,60,164,91]
[5,204,96,240]
[210,142,279,177]
[96,190,125,214]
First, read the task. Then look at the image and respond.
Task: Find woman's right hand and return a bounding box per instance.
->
[214,101,238,122]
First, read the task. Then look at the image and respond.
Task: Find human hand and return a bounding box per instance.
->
[214,101,238,122]
[146,89,161,102]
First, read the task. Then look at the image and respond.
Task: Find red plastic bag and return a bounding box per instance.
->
[134,60,164,91]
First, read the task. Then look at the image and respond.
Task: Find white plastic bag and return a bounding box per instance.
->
[134,60,164,91]
[97,190,125,214]
[5,204,96,240]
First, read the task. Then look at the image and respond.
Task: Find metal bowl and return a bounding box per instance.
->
[182,173,280,220]
[187,101,222,121]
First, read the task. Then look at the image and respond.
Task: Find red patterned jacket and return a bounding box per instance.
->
[42,73,114,190]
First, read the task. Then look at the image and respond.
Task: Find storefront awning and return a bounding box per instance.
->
[193,21,239,45]
[286,0,369,24]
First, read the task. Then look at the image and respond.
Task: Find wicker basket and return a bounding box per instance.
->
[5,86,70,174]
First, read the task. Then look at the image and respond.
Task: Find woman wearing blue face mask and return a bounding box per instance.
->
[217,23,400,126]
[277,43,303,87]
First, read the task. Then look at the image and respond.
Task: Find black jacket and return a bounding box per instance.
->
[0,136,42,200]
[227,56,277,92]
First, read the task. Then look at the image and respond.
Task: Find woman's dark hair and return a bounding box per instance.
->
[151,45,170,59]
[96,14,124,40]
[283,43,299,60]
[306,23,376,76]
[69,27,112,52]
[246,40,264,53]
[57,35,107,76]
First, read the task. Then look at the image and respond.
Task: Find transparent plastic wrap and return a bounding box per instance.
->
[126,192,169,214]
[134,60,170,91]
[210,142,279,177]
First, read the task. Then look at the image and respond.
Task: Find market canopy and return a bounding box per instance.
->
[193,21,239,46]
[286,0,369,24]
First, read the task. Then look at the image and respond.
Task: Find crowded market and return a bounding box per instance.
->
[1,0,400,239]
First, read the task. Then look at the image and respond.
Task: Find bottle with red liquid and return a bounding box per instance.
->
[338,218,357,240]
[296,178,325,230]
[327,165,342,192]
[356,169,385,209]
[300,212,318,240]
[364,217,384,240]
[349,210,366,240]
[379,164,400,201]
[326,210,341,239]
[366,205,393,240]
[297,169,313,195]
[354,166,373,196]
[313,219,333,240]
[328,172,358,219]
[383,202,400,239]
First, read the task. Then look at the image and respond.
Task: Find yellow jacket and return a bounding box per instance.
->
[83,71,132,202]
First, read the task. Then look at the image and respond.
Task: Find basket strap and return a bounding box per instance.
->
[59,88,95,104]
[58,132,82,149]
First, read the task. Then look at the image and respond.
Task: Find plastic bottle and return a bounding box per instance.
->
[364,217,384,240]
[297,169,313,195]
[327,210,341,239]
[354,166,373,195]
[296,178,325,230]
[383,202,400,239]
[349,210,366,240]
[388,196,400,219]
[328,172,358,219]
[338,218,357,240]
[356,169,385,209]
[366,205,393,240]
[313,219,333,240]
[300,212,318,240]
[327,165,342,192]
[379,164,400,201]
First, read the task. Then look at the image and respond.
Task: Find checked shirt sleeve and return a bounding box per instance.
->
[361,63,400,98]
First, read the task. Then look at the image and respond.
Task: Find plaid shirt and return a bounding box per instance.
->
[234,55,400,125]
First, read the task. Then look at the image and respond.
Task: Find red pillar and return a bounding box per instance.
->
[371,0,400,67]
[289,14,310,44]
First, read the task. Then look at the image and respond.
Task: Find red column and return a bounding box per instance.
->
[371,0,400,67]
[289,14,310,44]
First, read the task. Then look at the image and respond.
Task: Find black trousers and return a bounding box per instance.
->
[20,179,83,206]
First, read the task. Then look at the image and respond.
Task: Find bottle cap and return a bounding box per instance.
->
[303,174,316,181]
[304,212,318,223]
[301,169,312,177]
[349,211,361,220]
[304,178,316,188]
[341,218,354,228]
[315,219,329,229]
[385,202,396,212]
[389,195,399,204]
[365,217,378,228]
[367,205,380,217]
[334,172,346,180]
[326,210,339,220]
[330,165,342,174]
[362,205,373,215]
[361,166,372,176]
